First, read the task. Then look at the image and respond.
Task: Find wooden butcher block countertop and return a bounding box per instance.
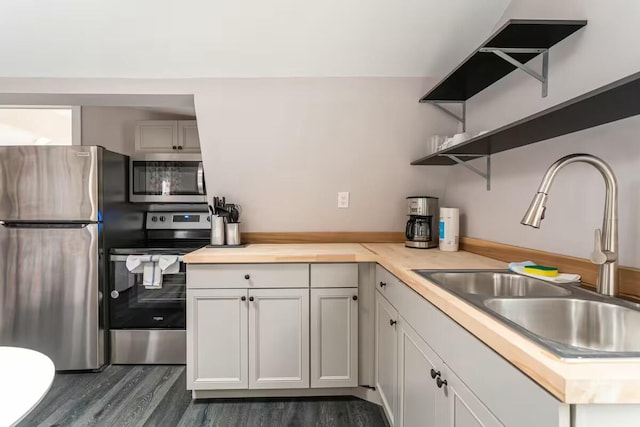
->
[184,243,640,404]
[183,243,378,263]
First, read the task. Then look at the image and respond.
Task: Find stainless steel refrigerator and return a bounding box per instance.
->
[0,146,143,370]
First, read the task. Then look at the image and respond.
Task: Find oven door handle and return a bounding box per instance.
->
[197,162,205,195]
[110,255,185,262]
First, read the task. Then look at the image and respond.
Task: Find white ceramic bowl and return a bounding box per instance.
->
[450,132,470,145]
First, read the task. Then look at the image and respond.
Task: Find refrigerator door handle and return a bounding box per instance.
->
[197,162,205,195]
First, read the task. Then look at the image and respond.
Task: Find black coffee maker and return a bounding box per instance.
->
[405,196,439,249]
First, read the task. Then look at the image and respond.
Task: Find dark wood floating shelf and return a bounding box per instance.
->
[420,19,587,102]
[412,70,640,166]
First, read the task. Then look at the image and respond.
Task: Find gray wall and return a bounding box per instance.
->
[442,0,640,267]
[195,77,455,232]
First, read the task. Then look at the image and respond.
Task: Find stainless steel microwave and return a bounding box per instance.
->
[129,154,206,203]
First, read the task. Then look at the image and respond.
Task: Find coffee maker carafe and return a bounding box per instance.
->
[405,196,439,249]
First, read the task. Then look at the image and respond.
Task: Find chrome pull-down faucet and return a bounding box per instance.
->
[521,153,619,296]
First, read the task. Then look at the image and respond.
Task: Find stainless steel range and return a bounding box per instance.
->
[109,211,210,364]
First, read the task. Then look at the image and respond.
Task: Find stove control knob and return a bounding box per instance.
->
[207,216,211,222]
[151,216,158,222]
[159,216,166,222]
[110,290,119,299]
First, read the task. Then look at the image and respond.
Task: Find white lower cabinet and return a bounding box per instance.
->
[187,289,248,390]
[249,288,310,389]
[187,263,364,393]
[376,290,399,425]
[187,287,309,391]
[375,266,568,427]
[378,290,502,427]
[397,316,443,427]
[443,365,503,427]
[397,315,502,427]
[310,288,359,388]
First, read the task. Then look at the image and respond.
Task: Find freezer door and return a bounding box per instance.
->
[0,223,103,370]
[0,146,99,221]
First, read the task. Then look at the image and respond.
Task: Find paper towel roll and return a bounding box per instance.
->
[439,208,459,252]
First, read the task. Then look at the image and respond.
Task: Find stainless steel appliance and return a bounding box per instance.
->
[110,211,210,364]
[130,154,206,203]
[0,146,143,371]
[405,196,439,249]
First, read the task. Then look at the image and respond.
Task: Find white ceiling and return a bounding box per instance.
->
[0,0,510,78]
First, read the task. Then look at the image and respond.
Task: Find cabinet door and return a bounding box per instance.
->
[397,316,443,427]
[375,291,399,426]
[135,121,178,152]
[310,288,358,388]
[443,365,504,427]
[248,288,310,389]
[178,120,201,153]
[186,289,248,390]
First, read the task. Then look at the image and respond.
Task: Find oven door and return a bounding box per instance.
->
[110,255,186,328]
[129,154,206,203]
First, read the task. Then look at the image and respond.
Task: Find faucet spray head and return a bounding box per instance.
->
[521,192,548,228]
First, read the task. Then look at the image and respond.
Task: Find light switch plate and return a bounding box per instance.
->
[338,192,350,208]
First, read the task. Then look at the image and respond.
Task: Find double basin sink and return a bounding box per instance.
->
[414,270,640,358]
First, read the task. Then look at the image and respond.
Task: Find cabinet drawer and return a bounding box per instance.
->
[375,265,403,296]
[188,263,310,289]
[310,263,358,288]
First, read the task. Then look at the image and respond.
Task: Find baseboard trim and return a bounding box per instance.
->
[191,386,382,405]
[242,232,405,244]
[460,236,640,301]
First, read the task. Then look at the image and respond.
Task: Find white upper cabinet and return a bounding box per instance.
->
[135,121,178,152]
[135,120,200,153]
[178,120,201,153]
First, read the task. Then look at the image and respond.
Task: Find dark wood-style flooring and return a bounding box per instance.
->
[19,365,389,427]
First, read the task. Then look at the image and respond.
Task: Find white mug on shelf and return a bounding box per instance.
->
[450,132,470,146]
[426,135,446,155]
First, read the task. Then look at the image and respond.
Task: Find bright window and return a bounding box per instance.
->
[0,108,76,146]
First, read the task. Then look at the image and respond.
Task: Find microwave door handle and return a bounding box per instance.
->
[197,162,205,195]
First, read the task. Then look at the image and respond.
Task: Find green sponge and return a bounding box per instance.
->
[523,265,559,277]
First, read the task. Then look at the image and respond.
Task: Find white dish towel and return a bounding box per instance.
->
[125,255,180,289]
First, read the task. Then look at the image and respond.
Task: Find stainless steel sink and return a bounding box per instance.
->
[425,271,570,297]
[485,298,640,353]
[412,269,640,358]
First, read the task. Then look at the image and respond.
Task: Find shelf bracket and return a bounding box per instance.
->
[442,154,491,191]
[425,101,466,131]
[478,47,549,97]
